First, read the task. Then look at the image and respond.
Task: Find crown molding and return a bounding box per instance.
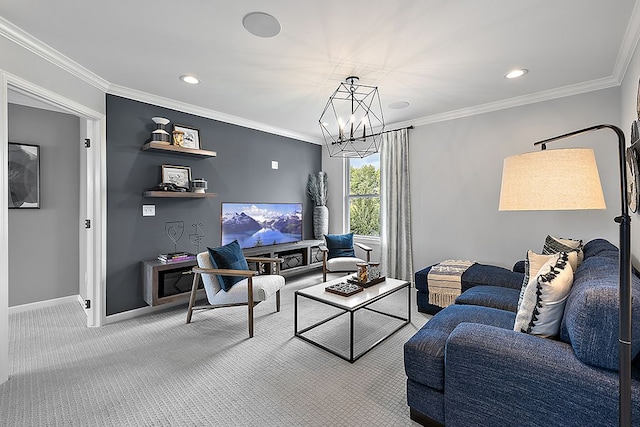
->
[407,1,640,128]
[3,6,640,139]
[0,16,109,92]
[409,76,620,127]
[108,84,321,144]
[5,71,103,119]
[612,0,640,83]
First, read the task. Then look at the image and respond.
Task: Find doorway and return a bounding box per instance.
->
[1,73,106,383]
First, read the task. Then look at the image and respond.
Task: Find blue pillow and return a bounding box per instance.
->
[207,240,249,291]
[324,233,355,259]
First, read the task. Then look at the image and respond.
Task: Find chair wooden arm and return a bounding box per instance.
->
[192,267,258,277]
[318,245,328,252]
[355,242,372,252]
[355,242,372,262]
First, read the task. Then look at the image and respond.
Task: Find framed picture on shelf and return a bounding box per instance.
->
[161,164,192,189]
[172,124,200,149]
[8,142,40,209]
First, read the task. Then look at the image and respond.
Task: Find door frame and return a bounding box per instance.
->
[0,71,106,383]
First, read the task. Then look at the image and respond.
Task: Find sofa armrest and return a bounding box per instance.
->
[444,322,639,427]
[512,260,525,273]
[460,263,524,290]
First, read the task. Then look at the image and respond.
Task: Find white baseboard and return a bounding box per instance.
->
[105,299,194,324]
[8,294,83,314]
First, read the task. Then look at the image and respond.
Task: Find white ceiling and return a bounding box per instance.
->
[1,1,639,143]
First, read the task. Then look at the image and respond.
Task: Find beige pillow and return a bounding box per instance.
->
[517,250,577,310]
[514,252,574,338]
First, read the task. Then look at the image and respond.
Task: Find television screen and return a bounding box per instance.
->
[221,202,303,249]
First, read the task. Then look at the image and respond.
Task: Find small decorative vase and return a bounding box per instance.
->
[357,263,369,283]
[368,261,381,280]
[151,117,171,144]
[313,205,329,239]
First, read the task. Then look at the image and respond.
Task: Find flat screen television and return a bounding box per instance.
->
[221,202,303,249]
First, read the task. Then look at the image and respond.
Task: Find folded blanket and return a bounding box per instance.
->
[427,260,475,307]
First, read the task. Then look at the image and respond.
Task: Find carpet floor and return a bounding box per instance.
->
[0,272,430,426]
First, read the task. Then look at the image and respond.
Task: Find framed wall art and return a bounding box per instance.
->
[8,142,40,209]
[172,124,200,149]
[161,164,192,189]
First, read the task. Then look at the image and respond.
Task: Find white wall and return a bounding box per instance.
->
[620,40,640,264]
[322,149,346,235]
[0,37,105,114]
[409,88,621,271]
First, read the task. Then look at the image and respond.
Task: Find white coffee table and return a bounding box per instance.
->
[294,276,411,363]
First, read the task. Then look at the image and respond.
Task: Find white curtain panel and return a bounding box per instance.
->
[380,128,413,281]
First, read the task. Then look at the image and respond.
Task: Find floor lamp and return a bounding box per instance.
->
[498,124,632,427]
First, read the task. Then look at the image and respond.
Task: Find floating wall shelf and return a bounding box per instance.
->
[141,142,217,158]
[142,191,217,198]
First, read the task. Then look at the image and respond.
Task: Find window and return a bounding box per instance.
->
[348,153,380,237]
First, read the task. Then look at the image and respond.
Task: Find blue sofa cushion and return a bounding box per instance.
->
[455,285,520,312]
[404,305,515,391]
[324,233,355,259]
[458,263,524,290]
[560,252,640,370]
[207,240,249,292]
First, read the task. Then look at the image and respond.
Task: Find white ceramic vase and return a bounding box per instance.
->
[313,205,329,239]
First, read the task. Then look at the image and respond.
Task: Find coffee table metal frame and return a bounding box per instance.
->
[294,277,411,363]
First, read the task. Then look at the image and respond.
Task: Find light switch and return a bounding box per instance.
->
[271,161,279,170]
[142,205,155,217]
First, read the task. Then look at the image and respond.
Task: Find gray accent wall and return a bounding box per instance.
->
[106,95,322,315]
[8,103,80,306]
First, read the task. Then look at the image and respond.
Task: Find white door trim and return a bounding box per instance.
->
[0,71,9,384]
[0,70,106,383]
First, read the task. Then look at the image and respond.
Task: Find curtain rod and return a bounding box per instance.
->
[380,125,413,135]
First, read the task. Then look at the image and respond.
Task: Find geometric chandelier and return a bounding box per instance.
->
[319,76,385,158]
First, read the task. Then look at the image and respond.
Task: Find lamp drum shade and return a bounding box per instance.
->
[499,148,606,211]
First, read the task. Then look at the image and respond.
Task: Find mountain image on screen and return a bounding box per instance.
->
[221,203,303,249]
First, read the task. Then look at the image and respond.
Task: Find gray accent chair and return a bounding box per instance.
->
[186,252,285,337]
[320,240,372,282]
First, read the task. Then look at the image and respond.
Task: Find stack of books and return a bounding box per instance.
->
[157,252,196,263]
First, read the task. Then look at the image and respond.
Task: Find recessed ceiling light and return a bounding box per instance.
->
[180,75,200,85]
[505,69,528,79]
[243,12,281,38]
[388,101,410,110]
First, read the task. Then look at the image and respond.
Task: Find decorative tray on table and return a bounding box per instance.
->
[325,282,363,297]
[346,276,386,288]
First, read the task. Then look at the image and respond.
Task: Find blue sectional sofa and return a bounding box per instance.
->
[404,239,640,426]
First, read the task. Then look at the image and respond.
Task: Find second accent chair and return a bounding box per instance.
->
[186,240,285,338]
[320,232,372,282]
